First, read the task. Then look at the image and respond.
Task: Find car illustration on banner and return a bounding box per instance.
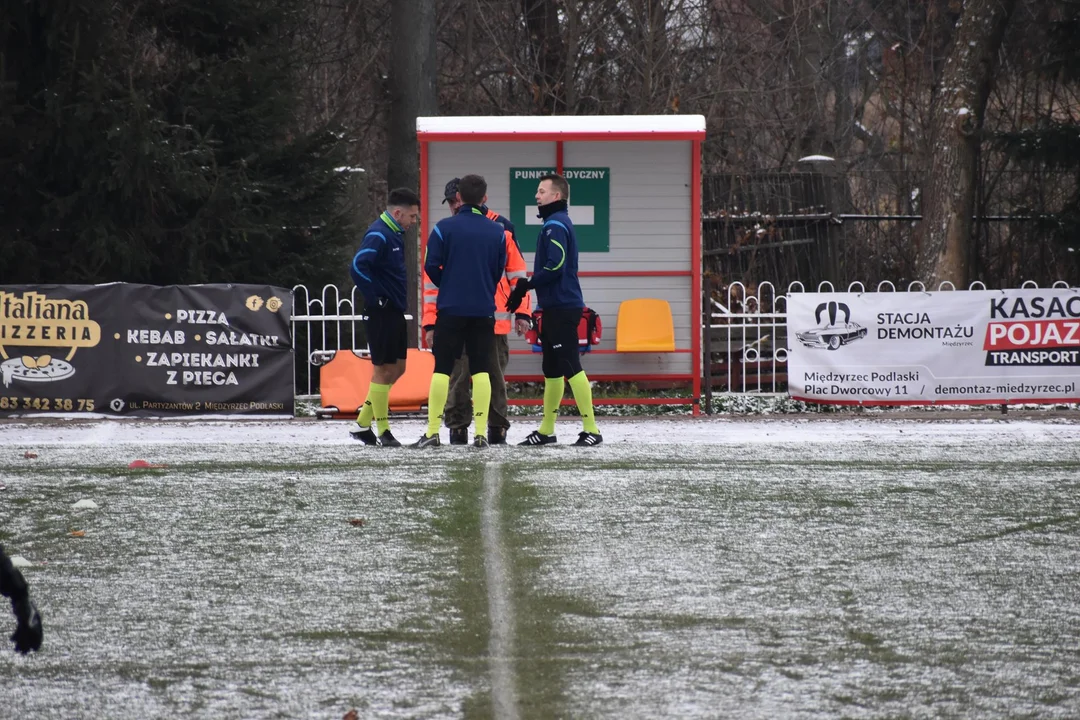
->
[796,301,868,350]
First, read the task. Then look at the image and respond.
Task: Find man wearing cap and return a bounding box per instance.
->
[421,178,531,445]
[438,177,518,242]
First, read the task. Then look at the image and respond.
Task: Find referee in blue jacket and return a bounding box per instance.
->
[415,174,508,448]
[348,187,421,447]
[507,173,602,446]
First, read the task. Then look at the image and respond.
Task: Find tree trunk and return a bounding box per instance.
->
[387,0,437,345]
[788,0,829,160]
[642,0,669,111]
[521,0,566,113]
[743,0,831,163]
[563,1,579,111]
[915,0,1017,287]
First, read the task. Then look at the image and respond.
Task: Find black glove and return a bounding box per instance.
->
[506,279,530,314]
[11,597,42,654]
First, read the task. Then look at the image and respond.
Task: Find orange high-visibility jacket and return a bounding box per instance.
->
[423,222,530,336]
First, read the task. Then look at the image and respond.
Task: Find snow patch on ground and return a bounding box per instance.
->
[1,416,1077,448]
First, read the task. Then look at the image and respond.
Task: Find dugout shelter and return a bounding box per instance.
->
[417,115,706,414]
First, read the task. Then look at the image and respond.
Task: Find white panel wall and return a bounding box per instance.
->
[564,141,692,273]
[425,139,695,380]
[558,140,693,377]
[426,141,554,229]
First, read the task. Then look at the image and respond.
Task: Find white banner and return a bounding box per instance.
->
[787,289,1080,405]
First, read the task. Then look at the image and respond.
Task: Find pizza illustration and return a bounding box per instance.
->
[1,356,76,388]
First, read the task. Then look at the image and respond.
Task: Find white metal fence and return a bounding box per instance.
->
[291,284,421,400]
[293,280,1075,402]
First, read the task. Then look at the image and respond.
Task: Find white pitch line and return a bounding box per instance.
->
[482,462,521,720]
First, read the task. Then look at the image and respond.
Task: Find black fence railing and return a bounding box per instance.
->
[703,169,1077,292]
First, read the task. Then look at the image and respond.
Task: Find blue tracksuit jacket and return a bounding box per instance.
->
[350,211,408,312]
[425,205,507,317]
[531,205,584,310]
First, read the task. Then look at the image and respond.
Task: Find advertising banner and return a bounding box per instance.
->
[787,289,1080,405]
[0,284,293,416]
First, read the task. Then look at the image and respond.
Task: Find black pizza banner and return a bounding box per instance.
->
[0,284,293,416]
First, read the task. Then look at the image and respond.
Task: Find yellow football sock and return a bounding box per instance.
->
[368,382,391,434]
[568,371,599,434]
[538,377,564,436]
[356,398,374,428]
[426,373,450,437]
[471,372,491,438]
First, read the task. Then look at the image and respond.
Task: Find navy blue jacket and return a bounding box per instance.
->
[350,211,407,312]
[531,203,584,310]
[425,205,507,317]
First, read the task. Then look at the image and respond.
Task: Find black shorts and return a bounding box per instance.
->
[365,306,408,366]
[541,307,584,379]
[433,315,495,376]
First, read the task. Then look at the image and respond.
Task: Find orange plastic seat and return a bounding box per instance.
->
[616,299,676,352]
[318,348,434,415]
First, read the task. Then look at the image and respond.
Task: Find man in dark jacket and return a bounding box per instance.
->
[507,173,602,446]
[348,187,421,447]
[1,544,43,654]
[423,178,532,445]
[415,174,508,448]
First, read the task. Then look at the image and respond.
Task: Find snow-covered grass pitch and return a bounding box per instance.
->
[2,417,1079,719]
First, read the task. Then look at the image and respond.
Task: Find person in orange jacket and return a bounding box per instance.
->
[423,179,532,445]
